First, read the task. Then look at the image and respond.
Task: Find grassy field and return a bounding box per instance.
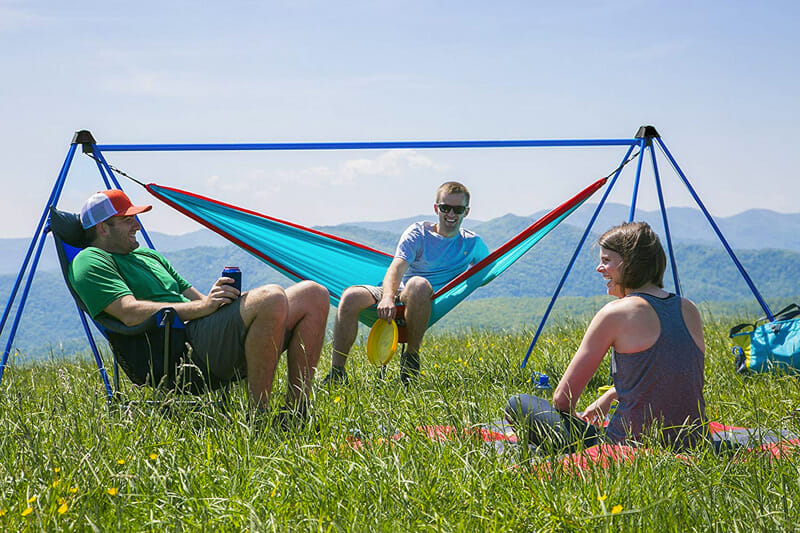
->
[1,316,798,531]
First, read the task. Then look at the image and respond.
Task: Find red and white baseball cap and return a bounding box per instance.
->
[80,190,152,229]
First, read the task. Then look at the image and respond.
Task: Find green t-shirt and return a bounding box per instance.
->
[68,247,192,318]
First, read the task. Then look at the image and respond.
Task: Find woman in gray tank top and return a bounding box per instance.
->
[506,222,707,452]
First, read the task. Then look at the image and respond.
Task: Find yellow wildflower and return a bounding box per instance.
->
[27,495,37,504]
[611,505,622,514]
[116,459,125,465]
[54,467,61,473]
[597,494,607,501]
[21,507,33,517]
[51,480,61,488]
[0,509,6,516]
[333,396,341,403]
[58,503,68,514]
[107,488,118,496]
[69,487,78,494]
[149,453,158,460]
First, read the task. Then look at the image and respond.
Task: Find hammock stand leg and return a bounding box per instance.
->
[0,130,164,399]
[520,143,636,368]
[521,126,776,369]
[655,137,774,321]
[0,142,78,384]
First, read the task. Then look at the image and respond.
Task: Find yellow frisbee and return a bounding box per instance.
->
[366,319,399,366]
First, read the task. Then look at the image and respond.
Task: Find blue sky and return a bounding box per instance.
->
[1,1,798,238]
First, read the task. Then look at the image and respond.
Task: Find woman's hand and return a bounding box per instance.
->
[577,386,617,426]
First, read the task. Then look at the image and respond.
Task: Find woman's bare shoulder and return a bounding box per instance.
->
[679,297,705,351]
[599,296,649,316]
[679,297,703,323]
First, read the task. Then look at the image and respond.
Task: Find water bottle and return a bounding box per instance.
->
[531,372,552,395]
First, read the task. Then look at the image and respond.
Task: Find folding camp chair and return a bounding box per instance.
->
[47,207,212,398]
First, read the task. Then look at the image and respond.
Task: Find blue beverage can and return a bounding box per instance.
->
[221,266,242,292]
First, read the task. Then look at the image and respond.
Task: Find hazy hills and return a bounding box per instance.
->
[5,201,798,276]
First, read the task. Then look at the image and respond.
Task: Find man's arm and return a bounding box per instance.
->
[376,257,409,321]
[104,278,239,327]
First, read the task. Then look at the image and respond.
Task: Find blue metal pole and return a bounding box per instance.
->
[94,138,639,153]
[76,306,114,401]
[521,145,636,368]
[627,138,648,222]
[91,149,156,250]
[90,150,115,189]
[0,143,78,381]
[655,138,773,320]
[649,144,681,296]
[0,221,51,378]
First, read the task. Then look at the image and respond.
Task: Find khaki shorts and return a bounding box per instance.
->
[186,298,247,383]
[359,284,402,304]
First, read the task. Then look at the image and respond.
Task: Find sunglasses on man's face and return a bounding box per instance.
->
[437,204,467,215]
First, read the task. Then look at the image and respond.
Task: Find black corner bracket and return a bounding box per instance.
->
[71,130,97,154]
[634,125,660,146]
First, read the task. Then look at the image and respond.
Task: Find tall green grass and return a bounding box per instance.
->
[0,317,798,531]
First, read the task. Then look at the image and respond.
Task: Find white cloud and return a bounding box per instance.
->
[203,150,447,195]
[335,150,447,185]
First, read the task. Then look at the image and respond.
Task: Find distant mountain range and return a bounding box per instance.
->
[2,202,799,357]
[4,202,798,276]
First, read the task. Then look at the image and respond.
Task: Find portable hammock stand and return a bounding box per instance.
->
[0,126,775,401]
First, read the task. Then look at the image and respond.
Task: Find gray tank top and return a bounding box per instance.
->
[605,292,707,448]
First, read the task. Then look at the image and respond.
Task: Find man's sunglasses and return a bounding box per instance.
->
[437,204,468,215]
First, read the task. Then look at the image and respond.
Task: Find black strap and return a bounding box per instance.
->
[731,302,800,338]
[729,322,755,337]
[772,303,800,322]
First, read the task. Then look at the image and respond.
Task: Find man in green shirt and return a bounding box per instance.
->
[69,190,329,416]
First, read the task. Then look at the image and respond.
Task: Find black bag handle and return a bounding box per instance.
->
[771,303,800,322]
[729,322,755,338]
[733,303,800,338]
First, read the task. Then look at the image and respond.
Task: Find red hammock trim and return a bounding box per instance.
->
[433,176,608,297]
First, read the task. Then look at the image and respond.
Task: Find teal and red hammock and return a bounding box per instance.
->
[145,176,607,328]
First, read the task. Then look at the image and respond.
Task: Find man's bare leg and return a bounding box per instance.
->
[399,276,433,354]
[331,287,377,368]
[238,285,289,409]
[398,276,432,384]
[282,281,329,410]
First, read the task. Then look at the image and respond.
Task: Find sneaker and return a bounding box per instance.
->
[321,365,348,386]
[399,351,420,386]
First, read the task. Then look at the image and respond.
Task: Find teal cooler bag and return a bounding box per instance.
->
[730,304,800,373]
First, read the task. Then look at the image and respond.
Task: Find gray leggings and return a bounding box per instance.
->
[505,394,602,454]
[506,394,748,455]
